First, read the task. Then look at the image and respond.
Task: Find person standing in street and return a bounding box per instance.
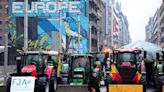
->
[88,70,100,92]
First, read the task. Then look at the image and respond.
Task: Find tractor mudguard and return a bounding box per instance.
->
[45,66,54,78]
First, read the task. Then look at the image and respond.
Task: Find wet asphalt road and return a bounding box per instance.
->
[0,85,158,92]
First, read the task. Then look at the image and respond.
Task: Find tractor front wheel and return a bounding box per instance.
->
[49,69,57,92]
[35,76,49,92]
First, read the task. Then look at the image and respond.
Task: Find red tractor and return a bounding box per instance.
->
[106,48,147,92]
[6,51,59,92]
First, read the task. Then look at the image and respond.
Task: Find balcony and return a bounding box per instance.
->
[159,3,164,25]
[89,7,98,17]
[91,34,97,40]
[89,0,98,7]
[161,31,164,39]
[90,21,97,28]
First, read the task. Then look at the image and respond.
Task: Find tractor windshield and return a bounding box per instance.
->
[25,54,43,67]
[72,56,90,69]
[116,53,136,63]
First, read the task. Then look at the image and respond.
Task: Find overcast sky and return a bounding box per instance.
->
[117,0,162,42]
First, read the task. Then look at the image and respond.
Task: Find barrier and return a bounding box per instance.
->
[108,84,143,92]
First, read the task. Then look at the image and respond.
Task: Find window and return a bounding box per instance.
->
[5,21,8,24]
[85,2,87,17]
[0,6,2,9]
[0,21,2,25]
[0,36,2,40]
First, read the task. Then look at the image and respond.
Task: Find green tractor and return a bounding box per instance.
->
[155,51,164,91]
[60,54,70,84]
[68,54,94,85]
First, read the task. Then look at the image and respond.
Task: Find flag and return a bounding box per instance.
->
[57,54,61,77]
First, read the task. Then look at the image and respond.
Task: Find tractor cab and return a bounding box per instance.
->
[69,54,94,85]
[109,49,143,84]
[156,51,164,75]
[7,51,59,92]
[19,51,58,76]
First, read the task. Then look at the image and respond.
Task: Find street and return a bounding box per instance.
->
[0,85,159,92]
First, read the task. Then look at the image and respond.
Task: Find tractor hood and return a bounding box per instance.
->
[21,64,37,73]
[117,66,137,83]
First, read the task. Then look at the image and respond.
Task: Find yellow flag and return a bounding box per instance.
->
[110,64,119,76]
[57,54,61,77]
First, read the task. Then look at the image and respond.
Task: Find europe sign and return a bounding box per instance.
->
[11,1,80,17]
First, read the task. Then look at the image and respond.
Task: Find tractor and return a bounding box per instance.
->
[6,51,59,92]
[60,54,70,84]
[140,50,164,91]
[106,48,147,92]
[155,51,164,91]
[68,54,94,85]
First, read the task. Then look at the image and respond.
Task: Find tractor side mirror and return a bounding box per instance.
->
[157,52,164,61]
[162,51,164,61]
[15,56,22,75]
[144,51,147,58]
[156,53,160,60]
[15,56,22,61]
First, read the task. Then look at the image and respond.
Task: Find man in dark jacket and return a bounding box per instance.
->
[88,70,100,92]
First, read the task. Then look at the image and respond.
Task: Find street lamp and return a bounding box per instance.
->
[59,9,62,53]
[4,33,8,84]
[24,0,28,51]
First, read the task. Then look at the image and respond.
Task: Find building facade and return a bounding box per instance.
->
[145,17,154,42]
[0,0,8,46]
[145,2,164,47]
[9,0,89,53]
[8,0,89,65]
[119,13,131,46]
[159,2,164,47]
[89,0,105,52]
[105,0,131,48]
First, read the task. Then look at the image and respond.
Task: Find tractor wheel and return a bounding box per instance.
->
[49,69,57,92]
[35,76,49,92]
[6,77,11,92]
[105,76,113,86]
[140,75,147,92]
[157,75,164,92]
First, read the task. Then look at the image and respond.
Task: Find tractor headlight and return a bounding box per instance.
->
[131,65,136,68]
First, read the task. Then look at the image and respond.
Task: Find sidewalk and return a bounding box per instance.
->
[0,77,4,86]
[0,65,16,86]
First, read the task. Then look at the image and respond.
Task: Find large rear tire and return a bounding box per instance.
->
[6,77,11,92]
[157,75,164,92]
[140,75,147,92]
[35,76,49,92]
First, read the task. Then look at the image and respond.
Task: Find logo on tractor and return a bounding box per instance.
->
[10,77,35,92]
